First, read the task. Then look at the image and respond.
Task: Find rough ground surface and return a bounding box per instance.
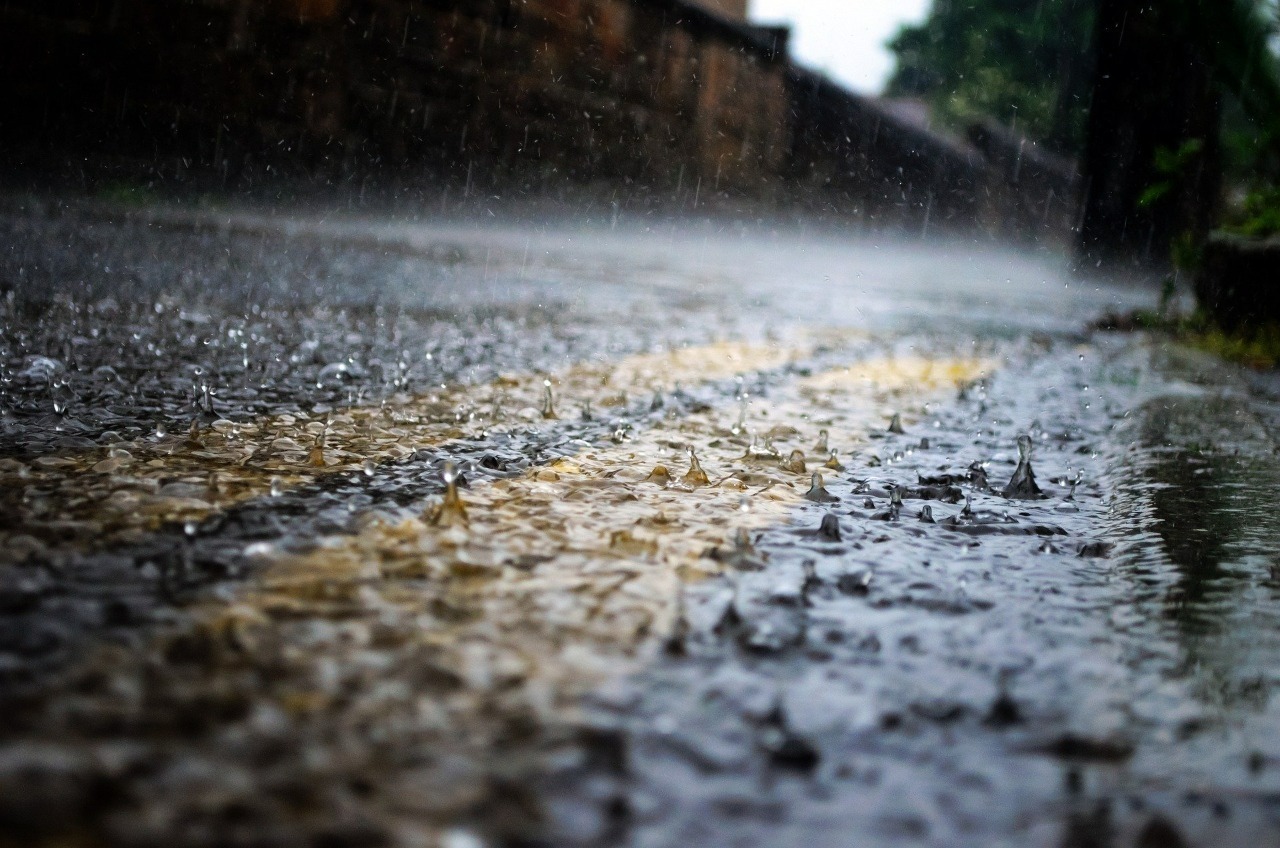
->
[1,198,1279,848]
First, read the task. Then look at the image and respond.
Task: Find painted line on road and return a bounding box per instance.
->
[0,339,819,560]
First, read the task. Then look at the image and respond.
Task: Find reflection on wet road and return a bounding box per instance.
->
[1,200,1279,847]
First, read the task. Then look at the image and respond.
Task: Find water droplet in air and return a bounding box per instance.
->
[270,477,283,497]
[541,379,557,419]
[732,394,749,435]
[362,460,376,477]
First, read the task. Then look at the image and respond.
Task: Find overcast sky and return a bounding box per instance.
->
[750,0,932,94]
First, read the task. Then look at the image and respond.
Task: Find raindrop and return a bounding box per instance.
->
[362,459,376,477]
[541,379,557,420]
[270,476,284,497]
[732,394,749,435]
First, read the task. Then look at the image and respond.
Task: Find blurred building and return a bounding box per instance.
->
[690,0,749,19]
[0,0,1078,241]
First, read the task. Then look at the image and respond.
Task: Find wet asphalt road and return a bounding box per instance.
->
[2,197,1280,848]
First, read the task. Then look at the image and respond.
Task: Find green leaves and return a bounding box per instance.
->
[1139,139,1208,209]
[884,0,1095,153]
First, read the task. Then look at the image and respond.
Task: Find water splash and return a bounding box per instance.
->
[887,412,905,434]
[781,449,806,474]
[308,430,327,468]
[645,465,672,487]
[804,471,838,503]
[1002,434,1046,499]
[682,448,710,488]
[818,512,842,541]
[430,460,469,527]
[714,527,765,571]
[541,379,557,420]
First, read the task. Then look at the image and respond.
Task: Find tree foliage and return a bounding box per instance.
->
[885,0,1095,154]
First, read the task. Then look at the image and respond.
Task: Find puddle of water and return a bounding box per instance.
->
[535,339,1280,848]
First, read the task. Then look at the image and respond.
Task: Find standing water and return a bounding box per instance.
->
[0,203,1277,847]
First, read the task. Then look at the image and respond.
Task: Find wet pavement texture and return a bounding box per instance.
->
[2,198,1280,848]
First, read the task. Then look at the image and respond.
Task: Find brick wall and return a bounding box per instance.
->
[0,0,1080,242]
[686,0,748,19]
[0,0,789,195]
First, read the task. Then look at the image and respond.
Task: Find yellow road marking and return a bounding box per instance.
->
[190,354,990,820]
[0,340,817,560]
[14,349,994,842]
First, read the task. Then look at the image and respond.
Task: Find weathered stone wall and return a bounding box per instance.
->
[0,0,1082,244]
[0,0,789,194]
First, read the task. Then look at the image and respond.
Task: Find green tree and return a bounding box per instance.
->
[1078,0,1280,270]
[885,0,1095,155]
